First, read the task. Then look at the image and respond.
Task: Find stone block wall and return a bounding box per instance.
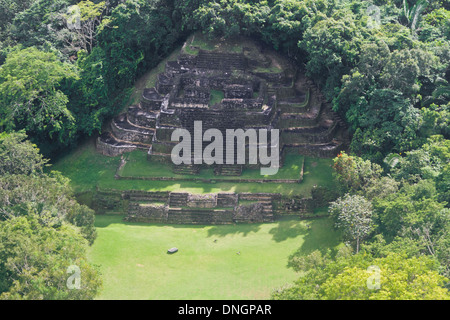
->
[141,88,164,111]
[127,106,157,128]
[224,84,254,99]
[217,193,239,207]
[93,188,331,224]
[126,203,168,223]
[234,203,268,223]
[96,133,137,157]
[111,119,154,145]
[186,193,217,208]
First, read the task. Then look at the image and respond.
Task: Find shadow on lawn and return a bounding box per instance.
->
[94,215,342,261]
[268,218,309,242]
[285,218,342,269]
[206,223,262,238]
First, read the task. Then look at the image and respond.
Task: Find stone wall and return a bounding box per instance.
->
[127,106,157,128]
[126,203,168,223]
[187,193,217,208]
[234,203,271,223]
[111,116,154,144]
[93,188,332,223]
[141,88,164,111]
[224,84,253,99]
[217,193,238,207]
[221,98,263,110]
[276,196,314,214]
[96,133,137,157]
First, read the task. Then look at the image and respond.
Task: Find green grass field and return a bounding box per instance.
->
[88,215,342,300]
[119,149,304,181]
[50,140,335,197]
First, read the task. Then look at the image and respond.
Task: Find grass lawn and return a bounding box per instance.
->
[50,139,335,197]
[88,215,342,300]
[120,149,304,181]
[183,32,243,55]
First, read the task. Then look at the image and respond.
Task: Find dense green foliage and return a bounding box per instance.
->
[183,0,450,160]
[0,214,101,299]
[274,138,449,299]
[0,0,448,158]
[0,132,100,299]
[0,0,449,300]
[274,246,450,299]
[0,0,188,156]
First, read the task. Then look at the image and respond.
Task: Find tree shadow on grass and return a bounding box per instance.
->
[94,215,208,230]
[206,223,262,238]
[94,214,125,228]
[286,218,342,268]
[268,218,309,242]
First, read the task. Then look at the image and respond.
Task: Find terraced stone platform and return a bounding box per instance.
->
[92,188,331,224]
[97,35,348,172]
[95,34,347,224]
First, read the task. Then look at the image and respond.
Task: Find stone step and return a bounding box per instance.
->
[214,165,243,176]
[172,164,200,175]
[111,114,154,145]
[196,52,246,70]
[167,207,234,224]
[168,193,189,207]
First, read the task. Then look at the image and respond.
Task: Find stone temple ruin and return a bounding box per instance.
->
[95,35,348,224]
[97,36,347,173]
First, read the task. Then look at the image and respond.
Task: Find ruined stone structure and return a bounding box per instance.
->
[97,36,348,175]
[93,188,325,224]
[94,36,347,224]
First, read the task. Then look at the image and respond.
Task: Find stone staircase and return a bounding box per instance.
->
[214,165,243,176]
[168,192,189,207]
[257,198,275,222]
[267,87,277,98]
[172,164,200,175]
[167,207,234,224]
[196,51,246,71]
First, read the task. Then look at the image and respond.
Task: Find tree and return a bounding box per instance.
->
[0,172,97,244]
[374,179,448,257]
[432,77,450,101]
[11,0,73,52]
[0,46,78,153]
[273,248,450,300]
[0,213,101,299]
[193,0,269,39]
[62,0,106,53]
[329,194,375,253]
[322,254,449,300]
[0,0,35,33]
[392,135,449,182]
[0,131,48,175]
[299,9,363,97]
[332,151,383,193]
[401,0,429,32]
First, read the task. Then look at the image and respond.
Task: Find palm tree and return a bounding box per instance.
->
[402,0,429,32]
[432,77,450,102]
